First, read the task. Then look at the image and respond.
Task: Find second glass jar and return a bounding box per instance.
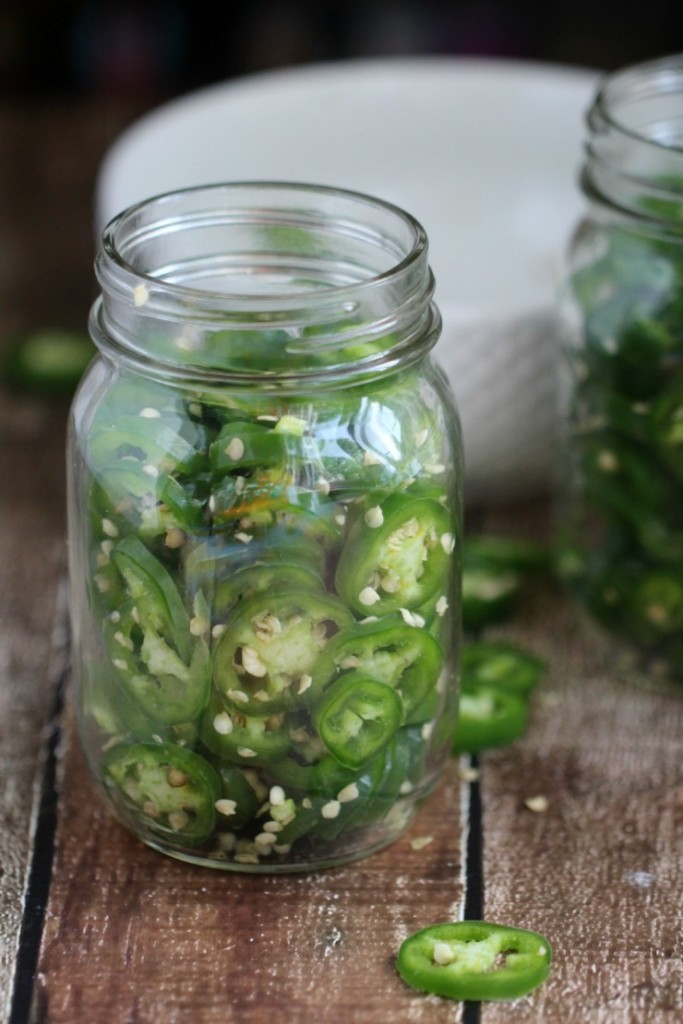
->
[67,182,462,870]
[557,55,683,693]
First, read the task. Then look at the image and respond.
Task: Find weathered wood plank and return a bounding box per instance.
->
[0,394,69,1023]
[477,573,683,1022]
[0,96,155,1021]
[33,711,467,1024]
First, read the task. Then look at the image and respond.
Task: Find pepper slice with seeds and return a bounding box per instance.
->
[313,672,403,769]
[335,494,454,616]
[396,921,552,1001]
[102,742,221,848]
[104,601,210,725]
[212,588,354,715]
[199,689,290,766]
[310,614,444,721]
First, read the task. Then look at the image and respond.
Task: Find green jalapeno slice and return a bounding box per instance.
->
[452,689,528,754]
[213,561,322,618]
[209,419,301,474]
[88,413,207,477]
[335,495,454,615]
[461,642,545,698]
[199,689,290,766]
[313,672,403,769]
[104,601,210,726]
[102,742,221,847]
[311,615,444,719]
[112,535,195,657]
[213,589,353,715]
[3,327,95,395]
[214,764,264,828]
[396,921,552,1001]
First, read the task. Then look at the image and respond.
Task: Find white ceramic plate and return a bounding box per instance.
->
[95,56,601,501]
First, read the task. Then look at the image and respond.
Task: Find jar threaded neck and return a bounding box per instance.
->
[93,181,440,386]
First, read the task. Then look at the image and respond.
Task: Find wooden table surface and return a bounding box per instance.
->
[1,96,682,1024]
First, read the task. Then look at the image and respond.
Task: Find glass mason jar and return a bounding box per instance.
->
[557,55,683,693]
[67,182,463,871]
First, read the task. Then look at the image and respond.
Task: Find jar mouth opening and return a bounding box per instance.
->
[93,181,439,381]
[591,54,683,153]
[98,181,428,312]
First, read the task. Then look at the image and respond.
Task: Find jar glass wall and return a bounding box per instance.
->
[557,56,683,693]
[67,182,462,870]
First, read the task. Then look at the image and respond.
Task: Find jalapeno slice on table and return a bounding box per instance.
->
[396,921,552,1001]
[102,742,221,847]
[452,689,528,754]
[461,534,547,632]
[461,642,545,698]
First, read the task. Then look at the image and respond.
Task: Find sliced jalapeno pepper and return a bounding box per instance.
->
[112,535,193,658]
[335,494,454,615]
[267,752,386,845]
[462,565,521,632]
[3,327,95,395]
[313,672,403,769]
[461,642,545,698]
[199,689,290,766]
[627,569,683,641]
[452,689,528,754]
[214,763,263,828]
[311,614,444,720]
[209,419,298,474]
[462,534,549,574]
[462,533,547,632]
[88,413,207,476]
[104,601,210,726]
[213,588,353,715]
[105,537,211,723]
[91,464,206,540]
[102,742,221,847]
[396,921,552,1001]
[214,561,322,618]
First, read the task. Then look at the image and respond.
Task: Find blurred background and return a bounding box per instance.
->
[0,2,681,404]
[1,0,682,101]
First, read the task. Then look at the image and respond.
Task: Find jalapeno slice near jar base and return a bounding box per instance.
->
[461,642,545,698]
[396,921,552,1001]
[452,689,528,754]
[199,690,291,766]
[102,742,221,847]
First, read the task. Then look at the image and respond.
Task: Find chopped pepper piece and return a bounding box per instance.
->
[314,672,403,769]
[396,920,552,1001]
[335,494,454,615]
[102,742,221,847]
[452,689,528,754]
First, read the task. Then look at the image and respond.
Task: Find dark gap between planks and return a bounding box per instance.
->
[463,753,484,1024]
[8,636,68,1024]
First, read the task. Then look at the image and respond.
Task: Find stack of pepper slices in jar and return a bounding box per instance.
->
[80,368,459,867]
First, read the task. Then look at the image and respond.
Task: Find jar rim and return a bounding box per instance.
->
[98,180,429,309]
[92,181,440,385]
[590,53,683,154]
